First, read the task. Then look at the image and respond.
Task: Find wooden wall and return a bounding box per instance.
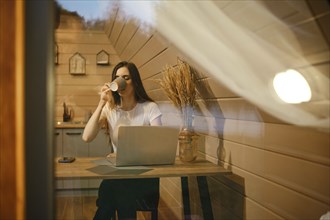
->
[55,1,329,219]
[55,14,121,122]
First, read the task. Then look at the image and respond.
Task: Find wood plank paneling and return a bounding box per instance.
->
[114,19,139,55]
[245,198,285,220]
[56,31,112,44]
[207,176,244,219]
[104,7,118,38]
[255,121,327,164]
[159,177,183,219]
[143,74,163,91]
[147,88,169,102]
[56,85,101,96]
[232,165,328,220]
[56,61,120,75]
[220,140,329,204]
[56,95,99,107]
[301,50,329,67]
[119,26,153,61]
[139,47,182,80]
[130,33,167,67]
[56,44,116,55]
[196,98,287,124]
[161,178,182,206]
[266,20,328,56]
[197,118,329,166]
[109,14,125,45]
[199,78,238,98]
[56,75,110,86]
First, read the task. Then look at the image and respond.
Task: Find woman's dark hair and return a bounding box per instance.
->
[111,61,154,105]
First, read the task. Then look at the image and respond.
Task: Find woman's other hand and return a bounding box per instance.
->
[106,153,117,159]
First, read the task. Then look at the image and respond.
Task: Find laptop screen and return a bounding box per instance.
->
[114,126,180,166]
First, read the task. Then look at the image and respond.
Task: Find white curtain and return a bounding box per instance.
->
[119,0,329,131]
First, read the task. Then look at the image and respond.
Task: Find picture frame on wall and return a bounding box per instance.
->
[69,52,86,75]
[96,50,109,65]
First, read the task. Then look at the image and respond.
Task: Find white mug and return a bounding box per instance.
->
[108,76,126,92]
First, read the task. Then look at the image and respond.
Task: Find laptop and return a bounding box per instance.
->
[107,126,180,167]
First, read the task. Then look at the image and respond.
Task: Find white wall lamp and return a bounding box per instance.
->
[273,69,312,104]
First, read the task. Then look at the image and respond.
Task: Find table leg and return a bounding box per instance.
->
[197,176,213,220]
[181,177,191,220]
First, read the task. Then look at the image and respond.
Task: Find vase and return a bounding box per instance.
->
[178,127,199,162]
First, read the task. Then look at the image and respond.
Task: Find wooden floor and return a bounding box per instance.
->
[55,195,185,220]
[56,195,97,220]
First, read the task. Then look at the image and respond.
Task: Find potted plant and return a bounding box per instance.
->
[160,58,199,162]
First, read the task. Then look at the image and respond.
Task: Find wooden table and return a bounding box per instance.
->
[55,157,231,220]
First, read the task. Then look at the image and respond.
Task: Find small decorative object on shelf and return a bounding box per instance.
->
[160,58,199,162]
[63,102,72,122]
[96,50,109,65]
[69,52,86,75]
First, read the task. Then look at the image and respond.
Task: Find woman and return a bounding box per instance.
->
[83,61,162,220]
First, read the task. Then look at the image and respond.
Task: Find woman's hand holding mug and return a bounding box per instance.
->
[99,83,115,108]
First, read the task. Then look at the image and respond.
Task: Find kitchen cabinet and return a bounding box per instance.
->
[88,129,112,156]
[62,128,89,189]
[55,129,63,157]
[55,129,64,190]
[55,127,111,190]
[63,128,88,157]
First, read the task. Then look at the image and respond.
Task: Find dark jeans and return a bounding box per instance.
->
[93,178,160,220]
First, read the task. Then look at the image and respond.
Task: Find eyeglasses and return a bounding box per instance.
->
[115,75,131,81]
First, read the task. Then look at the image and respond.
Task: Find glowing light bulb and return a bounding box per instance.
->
[273,69,311,104]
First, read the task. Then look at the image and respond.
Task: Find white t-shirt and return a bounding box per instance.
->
[100,101,162,152]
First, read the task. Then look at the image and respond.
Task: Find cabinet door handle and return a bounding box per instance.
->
[66,132,82,135]
[55,132,60,135]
